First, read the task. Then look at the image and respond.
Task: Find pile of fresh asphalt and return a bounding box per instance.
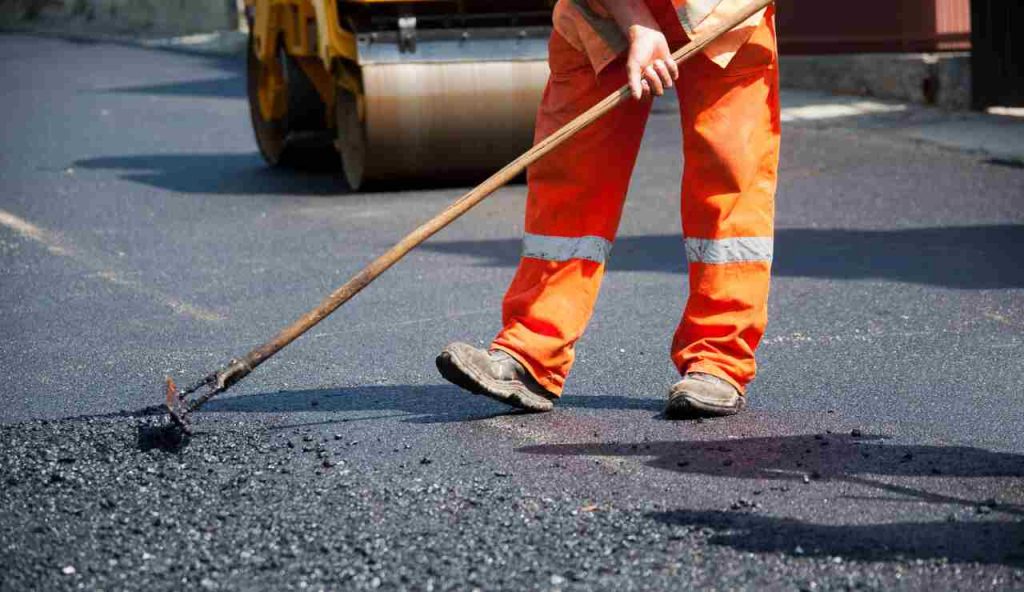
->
[2,415,1020,591]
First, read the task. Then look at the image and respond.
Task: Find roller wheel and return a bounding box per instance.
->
[247,34,287,165]
[335,89,366,191]
[246,33,330,167]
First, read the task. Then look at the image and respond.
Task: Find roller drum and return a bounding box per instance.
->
[341,60,548,188]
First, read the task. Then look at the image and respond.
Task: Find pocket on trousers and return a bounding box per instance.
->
[716,11,778,78]
[547,31,595,81]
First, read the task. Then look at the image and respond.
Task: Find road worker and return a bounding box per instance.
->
[437,0,779,418]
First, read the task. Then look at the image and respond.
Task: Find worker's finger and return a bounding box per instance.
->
[628,61,644,100]
[644,65,664,96]
[653,59,674,89]
[666,56,680,81]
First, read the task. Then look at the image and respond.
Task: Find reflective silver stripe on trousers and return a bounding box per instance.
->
[685,237,774,264]
[521,233,612,264]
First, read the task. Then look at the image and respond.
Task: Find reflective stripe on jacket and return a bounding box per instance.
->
[552,0,767,73]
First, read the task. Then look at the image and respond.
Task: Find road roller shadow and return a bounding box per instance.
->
[98,73,246,100]
[356,170,527,194]
[74,152,351,196]
[95,52,245,99]
[73,151,524,196]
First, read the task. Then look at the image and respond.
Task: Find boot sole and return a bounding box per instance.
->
[436,348,554,413]
[666,392,745,418]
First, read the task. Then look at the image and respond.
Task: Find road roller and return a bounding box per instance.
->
[244,0,553,189]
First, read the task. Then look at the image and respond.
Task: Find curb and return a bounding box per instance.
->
[779,53,972,111]
[777,90,1024,165]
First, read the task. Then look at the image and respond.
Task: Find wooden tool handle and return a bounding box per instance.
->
[236,0,775,374]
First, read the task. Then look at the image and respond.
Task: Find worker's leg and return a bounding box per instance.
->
[491,32,652,396]
[671,14,780,393]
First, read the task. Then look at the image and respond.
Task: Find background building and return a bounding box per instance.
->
[775,0,1022,110]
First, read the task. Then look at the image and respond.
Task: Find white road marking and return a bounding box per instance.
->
[0,208,72,256]
[0,208,223,322]
[780,101,907,122]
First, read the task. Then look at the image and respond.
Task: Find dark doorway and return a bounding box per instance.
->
[971,0,1024,108]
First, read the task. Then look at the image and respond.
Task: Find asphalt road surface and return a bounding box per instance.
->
[1,34,1023,591]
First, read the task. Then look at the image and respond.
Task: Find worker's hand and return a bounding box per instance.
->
[626,24,678,100]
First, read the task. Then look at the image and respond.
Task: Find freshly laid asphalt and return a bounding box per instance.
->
[1,34,1022,591]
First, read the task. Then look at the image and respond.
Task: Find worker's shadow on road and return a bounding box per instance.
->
[519,434,1024,566]
[424,225,1024,289]
[201,384,660,426]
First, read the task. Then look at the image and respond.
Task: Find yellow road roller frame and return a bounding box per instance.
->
[249,0,361,117]
[250,0,476,116]
[245,0,553,188]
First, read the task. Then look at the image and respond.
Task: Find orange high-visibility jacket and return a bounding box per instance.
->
[553,0,767,72]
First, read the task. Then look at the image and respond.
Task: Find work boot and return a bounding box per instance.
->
[436,342,555,412]
[666,372,745,418]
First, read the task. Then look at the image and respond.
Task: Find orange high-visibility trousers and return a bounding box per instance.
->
[492,14,780,396]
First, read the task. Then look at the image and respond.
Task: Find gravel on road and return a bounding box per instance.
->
[2,416,1022,591]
